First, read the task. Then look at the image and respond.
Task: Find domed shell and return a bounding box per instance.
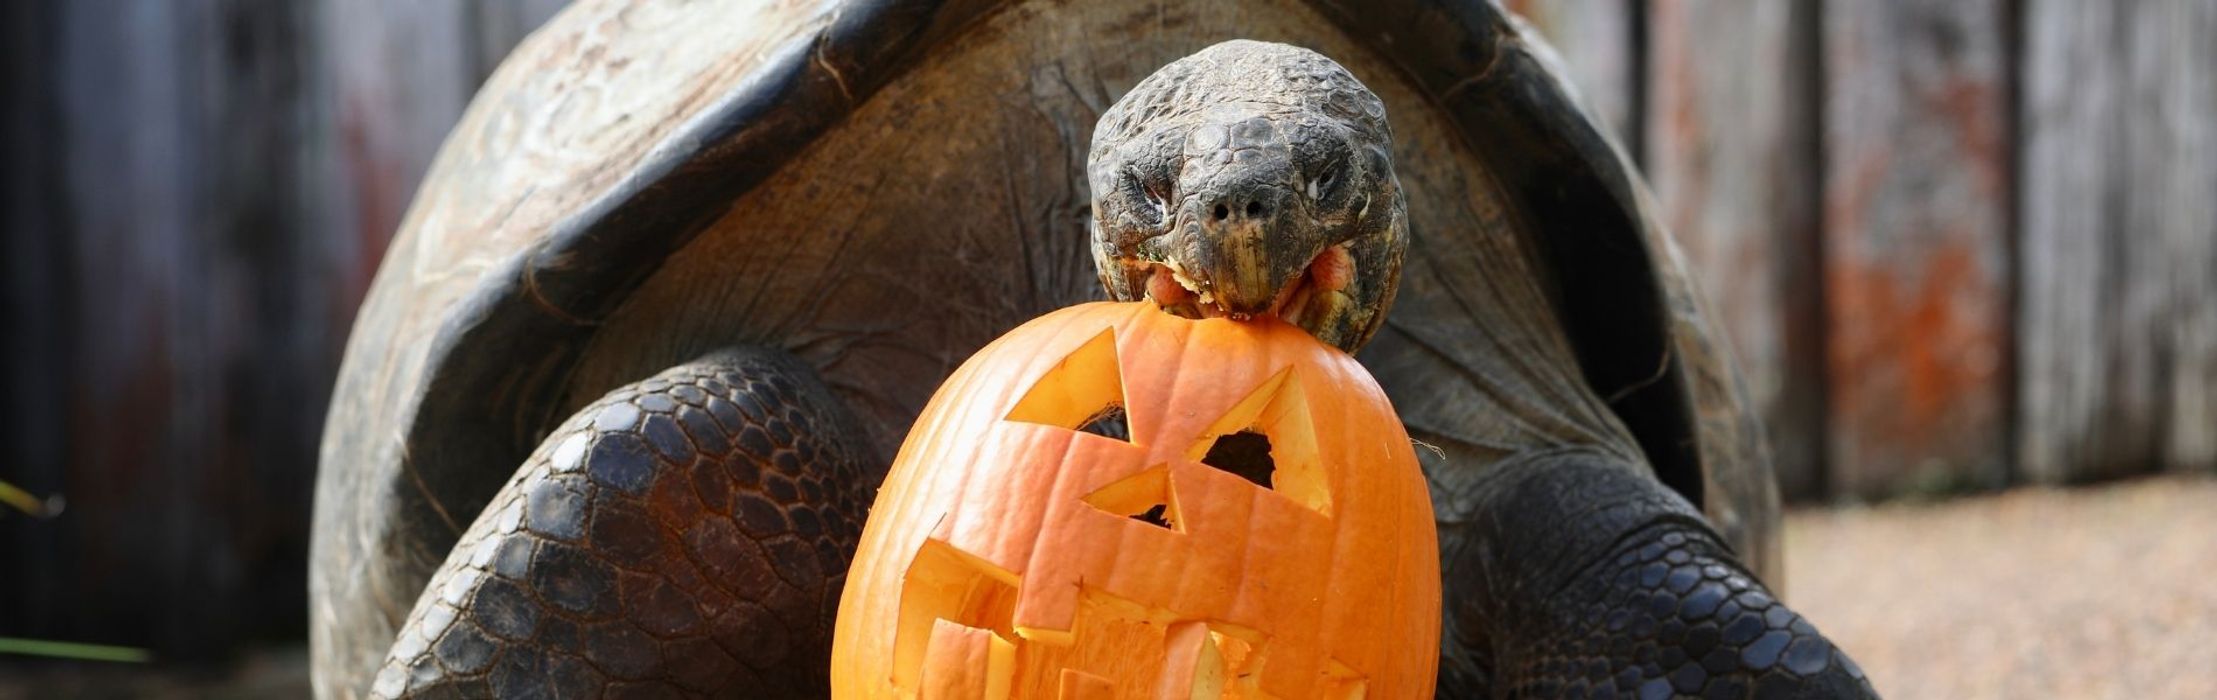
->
[311,0,1776,694]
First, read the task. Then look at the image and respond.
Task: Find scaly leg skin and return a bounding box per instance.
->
[370,349,875,699]
[1439,452,1879,699]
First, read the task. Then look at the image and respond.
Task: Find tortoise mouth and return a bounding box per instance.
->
[1138,243,1357,342]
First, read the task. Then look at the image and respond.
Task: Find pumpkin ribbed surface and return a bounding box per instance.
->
[832,302,1439,699]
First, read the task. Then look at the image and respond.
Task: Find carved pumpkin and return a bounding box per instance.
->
[832,302,1440,698]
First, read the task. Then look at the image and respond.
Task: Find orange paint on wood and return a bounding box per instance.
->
[1829,244,2001,425]
[1823,0,2010,497]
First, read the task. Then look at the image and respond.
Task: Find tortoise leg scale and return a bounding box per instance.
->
[369,349,875,699]
[1439,453,1880,699]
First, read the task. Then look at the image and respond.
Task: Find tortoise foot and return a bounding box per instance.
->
[1440,452,1879,699]
[369,349,875,699]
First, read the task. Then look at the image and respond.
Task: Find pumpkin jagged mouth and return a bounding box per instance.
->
[893,543,1371,699]
[884,328,1364,696]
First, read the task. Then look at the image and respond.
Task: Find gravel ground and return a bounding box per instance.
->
[4,476,2208,698]
[1785,474,2217,699]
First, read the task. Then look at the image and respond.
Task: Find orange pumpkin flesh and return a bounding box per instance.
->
[832,302,1440,699]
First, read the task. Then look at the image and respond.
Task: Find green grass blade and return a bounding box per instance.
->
[0,479,61,518]
[0,637,153,663]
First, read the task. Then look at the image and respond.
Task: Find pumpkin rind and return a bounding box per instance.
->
[833,302,1440,698]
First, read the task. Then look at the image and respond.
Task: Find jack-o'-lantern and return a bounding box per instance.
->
[832,302,1439,698]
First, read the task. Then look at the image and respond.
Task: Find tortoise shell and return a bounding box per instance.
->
[310,0,1777,694]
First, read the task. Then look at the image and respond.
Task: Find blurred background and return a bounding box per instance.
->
[0,0,2210,697]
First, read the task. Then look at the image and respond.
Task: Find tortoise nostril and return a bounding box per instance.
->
[1207,196,1270,224]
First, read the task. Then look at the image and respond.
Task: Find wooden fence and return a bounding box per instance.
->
[1516,0,2217,500]
[0,0,2209,661]
[1,0,564,661]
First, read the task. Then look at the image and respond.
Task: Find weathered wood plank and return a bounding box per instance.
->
[39,0,235,656]
[0,0,570,660]
[2130,1,2217,475]
[0,0,73,649]
[2017,0,2130,484]
[0,0,328,658]
[1502,0,1641,154]
[2019,0,2217,481]
[1822,0,2010,497]
[1644,0,1825,500]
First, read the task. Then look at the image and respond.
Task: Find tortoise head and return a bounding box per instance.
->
[1088,40,1408,353]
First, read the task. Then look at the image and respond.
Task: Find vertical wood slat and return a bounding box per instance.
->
[2019,0,2217,482]
[1501,0,1642,155]
[68,0,231,655]
[0,0,570,658]
[2017,0,2129,484]
[1822,0,2011,497]
[1643,0,1827,500]
[0,0,322,657]
[2133,1,2217,474]
[0,0,73,649]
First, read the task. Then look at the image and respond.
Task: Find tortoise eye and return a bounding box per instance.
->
[1307,164,1344,202]
[1123,169,1171,225]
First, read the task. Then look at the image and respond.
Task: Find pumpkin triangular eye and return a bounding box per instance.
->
[1184,367,1330,516]
[1005,328,1132,443]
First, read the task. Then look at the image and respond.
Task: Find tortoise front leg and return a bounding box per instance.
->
[1438,452,1879,699]
[369,348,875,699]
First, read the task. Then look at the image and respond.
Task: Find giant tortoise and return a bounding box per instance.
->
[311,0,1876,697]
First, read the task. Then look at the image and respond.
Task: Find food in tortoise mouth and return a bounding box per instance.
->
[830,301,1440,699]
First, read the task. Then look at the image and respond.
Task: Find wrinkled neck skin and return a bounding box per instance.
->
[1087,40,1407,353]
